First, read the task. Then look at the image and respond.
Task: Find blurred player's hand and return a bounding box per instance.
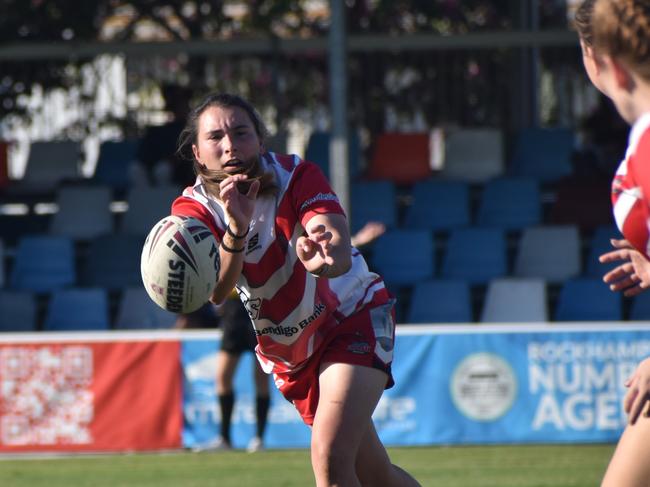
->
[624,357,650,425]
[600,238,650,297]
[351,221,386,248]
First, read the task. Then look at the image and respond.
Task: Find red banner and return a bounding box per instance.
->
[0,340,182,452]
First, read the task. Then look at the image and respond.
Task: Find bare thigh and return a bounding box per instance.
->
[602,417,650,487]
[355,420,395,482]
[312,362,386,450]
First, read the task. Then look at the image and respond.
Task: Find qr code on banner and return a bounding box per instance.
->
[0,346,94,446]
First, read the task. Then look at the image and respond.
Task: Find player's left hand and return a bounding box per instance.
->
[296,224,334,275]
[600,239,650,297]
[624,357,650,425]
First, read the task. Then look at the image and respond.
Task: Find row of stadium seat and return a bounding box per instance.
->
[0,223,620,294]
[0,184,178,245]
[1,275,643,332]
[349,177,612,234]
[2,126,574,199]
[408,277,640,323]
[0,174,613,250]
[366,224,620,287]
[0,287,176,332]
[309,126,577,185]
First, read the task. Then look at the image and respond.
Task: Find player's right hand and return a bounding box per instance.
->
[220,174,259,231]
[600,238,650,297]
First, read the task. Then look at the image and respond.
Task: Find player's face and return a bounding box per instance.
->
[192,105,263,173]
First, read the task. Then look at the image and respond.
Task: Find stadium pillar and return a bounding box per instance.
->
[511,0,541,128]
[328,0,350,219]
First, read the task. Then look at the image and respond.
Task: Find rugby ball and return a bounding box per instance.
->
[141,215,220,314]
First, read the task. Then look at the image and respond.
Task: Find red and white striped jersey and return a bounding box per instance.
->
[171,152,388,374]
[612,113,650,258]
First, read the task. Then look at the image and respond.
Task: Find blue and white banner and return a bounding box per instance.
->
[181,324,650,448]
[418,324,650,445]
[182,335,309,449]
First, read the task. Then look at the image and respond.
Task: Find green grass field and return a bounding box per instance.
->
[0,443,615,487]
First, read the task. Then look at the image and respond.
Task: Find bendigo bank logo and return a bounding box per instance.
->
[254,303,326,338]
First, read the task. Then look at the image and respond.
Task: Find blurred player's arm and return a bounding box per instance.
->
[351,221,386,248]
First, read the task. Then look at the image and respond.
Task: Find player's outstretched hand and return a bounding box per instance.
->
[297,224,334,275]
[624,357,650,425]
[600,239,650,297]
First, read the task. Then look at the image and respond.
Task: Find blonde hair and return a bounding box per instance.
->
[593,0,650,80]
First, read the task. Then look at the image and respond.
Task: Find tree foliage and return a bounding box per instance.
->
[0,1,568,137]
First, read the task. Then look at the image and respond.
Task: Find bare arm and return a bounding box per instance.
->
[210,174,259,304]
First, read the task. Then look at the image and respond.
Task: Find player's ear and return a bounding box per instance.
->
[192,144,201,163]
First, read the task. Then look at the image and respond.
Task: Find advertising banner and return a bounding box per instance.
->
[182,325,650,448]
[424,326,649,444]
[181,332,442,448]
[0,339,182,452]
[182,337,308,450]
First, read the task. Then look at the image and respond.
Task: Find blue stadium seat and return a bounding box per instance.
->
[93,140,138,192]
[115,287,177,329]
[631,292,650,321]
[80,234,144,290]
[407,280,472,324]
[43,288,110,331]
[49,185,114,240]
[304,131,362,181]
[0,291,37,331]
[119,185,180,235]
[10,236,76,292]
[370,229,434,287]
[585,225,623,278]
[350,181,397,235]
[441,228,507,284]
[404,181,470,232]
[514,225,581,283]
[16,141,82,194]
[510,127,575,182]
[481,278,548,323]
[555,278,622,321]
[477,178,541,230]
